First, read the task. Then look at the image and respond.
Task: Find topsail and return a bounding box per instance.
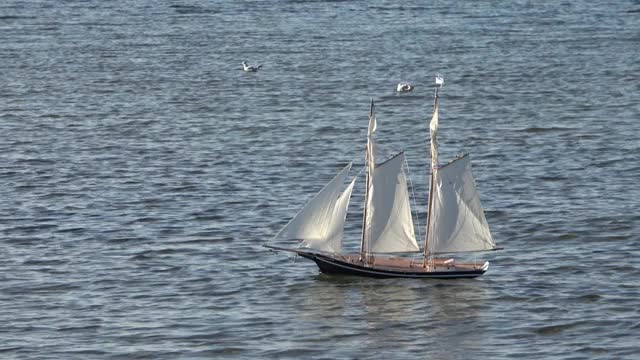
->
[429,97,439,167]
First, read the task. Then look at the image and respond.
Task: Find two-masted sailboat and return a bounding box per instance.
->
[265,76,498,278]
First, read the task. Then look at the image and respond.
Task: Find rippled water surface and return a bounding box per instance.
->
[1,1,639,359]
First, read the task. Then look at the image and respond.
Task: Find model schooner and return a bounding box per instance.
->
[265,76,498,278]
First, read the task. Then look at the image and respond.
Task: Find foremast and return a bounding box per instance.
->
[424,75,444,267]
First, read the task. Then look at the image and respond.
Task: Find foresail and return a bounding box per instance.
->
[365,153,420,253]
[427,155,495,254]
[300,176,356,253]
[274,163,353,253]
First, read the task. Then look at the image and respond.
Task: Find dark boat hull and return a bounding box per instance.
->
[299,252,487,279]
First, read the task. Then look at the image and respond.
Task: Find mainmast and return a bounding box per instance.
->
[424,75,444,267]
[360,99,376,262]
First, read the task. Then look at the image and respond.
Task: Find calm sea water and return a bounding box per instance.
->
[1,1,639,359]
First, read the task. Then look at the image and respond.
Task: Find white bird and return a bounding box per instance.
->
[396,82,414,92]
[242,61,262,72]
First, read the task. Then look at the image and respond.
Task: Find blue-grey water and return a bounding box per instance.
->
[1,1,639,359]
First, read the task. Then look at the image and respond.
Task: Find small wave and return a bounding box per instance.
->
[107,237,142,244]
[369,6,430,12]
[6,224,58,233]
[169,4,219,15]
[539,175,568,182]
[152,248,196,255]
[182,236,233,244]
[16,283,82,294]
[125,217,160,225]
[605,234,633,241]
[558,233,578,240]
[547,265,582,272]
[57,324,101,332]
[14,158,55,165]
[286,0,350,4]
[495,295,528,302]
[577,346,610,355]
[316,125,340,134]
[532,322,578,335]
[606,265,638,273]
[129,252,152,261]
[519,126,575,133]
[4,237,39,245]
[151,265,182,273]
[56,227,86,235]
[40,191,71,199]
[22,259,68,266]
[575,294,601,302]
[193,214,224,221]
[57,350,109,356]
[0,347,22,353]
[0,16,36,20]
[484,209,508,218]
[528,306,559,314]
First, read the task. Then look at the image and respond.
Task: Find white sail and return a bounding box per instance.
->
[361,99,377,255]
[274,163,354,253]
[365,153,420,253]
[367,99,377,179]
[429,97,439,167]
[427,155,495,254]
[302,176,357,253]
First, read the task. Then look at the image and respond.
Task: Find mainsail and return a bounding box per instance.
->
[274,163,356,253]
[426,155,495,254]
[365,152,420,253]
